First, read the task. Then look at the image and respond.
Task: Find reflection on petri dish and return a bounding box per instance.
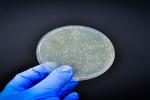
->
[36,25,115,81]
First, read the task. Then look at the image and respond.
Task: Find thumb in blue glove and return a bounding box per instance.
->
[0,62,79,100]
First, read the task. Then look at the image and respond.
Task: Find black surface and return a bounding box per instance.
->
[0,0,150,99]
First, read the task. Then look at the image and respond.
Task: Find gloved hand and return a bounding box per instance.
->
[0,62,79,100]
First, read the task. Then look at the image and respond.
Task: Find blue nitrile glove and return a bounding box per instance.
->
[0,62,79,100]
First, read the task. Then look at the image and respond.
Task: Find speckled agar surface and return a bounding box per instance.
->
[36,25,115,81]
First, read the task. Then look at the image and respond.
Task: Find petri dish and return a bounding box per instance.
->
[36,25,115,81]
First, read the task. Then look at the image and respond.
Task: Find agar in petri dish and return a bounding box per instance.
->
[36,25,115,81]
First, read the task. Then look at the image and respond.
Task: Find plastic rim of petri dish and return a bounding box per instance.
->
[36,25,115,81]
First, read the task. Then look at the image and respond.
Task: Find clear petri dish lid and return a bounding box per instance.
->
[36,25,115,81]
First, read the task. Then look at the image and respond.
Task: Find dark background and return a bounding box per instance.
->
[0,0,150,99]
